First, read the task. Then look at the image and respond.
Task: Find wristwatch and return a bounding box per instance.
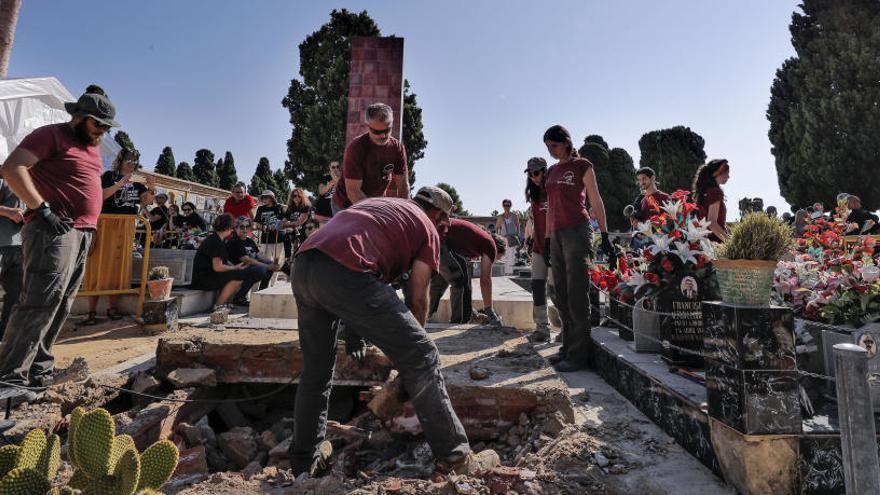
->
[26,201,49,215]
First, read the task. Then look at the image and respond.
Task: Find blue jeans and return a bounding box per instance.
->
[289,250,470,475]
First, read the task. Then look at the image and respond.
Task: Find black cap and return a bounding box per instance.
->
[64,92,120,128]
[524,157,547,173]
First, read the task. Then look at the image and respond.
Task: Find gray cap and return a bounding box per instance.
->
[414,186,453,214]
[64,92,120,127]
[260,190,276,200]
[524,157,547,173]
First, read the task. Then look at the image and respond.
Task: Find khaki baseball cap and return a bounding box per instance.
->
[414,186,453,214]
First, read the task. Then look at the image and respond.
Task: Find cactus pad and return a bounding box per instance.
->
[68,407,86,468]
[67,469,90,490]
[35,433,61,480]
[0,446,18,478]
[15,429,46,471]
[73,408,115,479]
[114,448,140,495]
[137,440,178,491]
[109,435,136,473]
[0,467,50,495]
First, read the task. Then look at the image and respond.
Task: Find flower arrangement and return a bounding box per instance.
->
[622,190,717,299]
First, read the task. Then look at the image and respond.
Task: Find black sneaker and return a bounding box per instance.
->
[232,297,249,307]
[527,331,550,343]
[553,359,588,373]
[547,353,565,365]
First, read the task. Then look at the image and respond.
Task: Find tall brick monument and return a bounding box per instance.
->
[345,36,404,145]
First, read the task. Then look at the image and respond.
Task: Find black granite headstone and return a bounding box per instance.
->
[658,274,706,367]
[702,302,796,370]
[142,297,179,334]
[705,359,802,434]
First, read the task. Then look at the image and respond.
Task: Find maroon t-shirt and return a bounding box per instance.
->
[699,186,727,233]
[640,191,669,220]
[545,157,593,233]
[224,195,256,219]
[333,133,408,208]
[299,197,439,282]
[444,218,497,262]
[18,123,103,229]
[531,191,549,255]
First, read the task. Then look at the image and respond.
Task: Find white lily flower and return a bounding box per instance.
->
[671,241,699,265]
[636,221,654,237]
[660,199,683,218]
[649,234,673,255]
[624,272,649,291]
[684,218,712,242]
[700,238,717,260]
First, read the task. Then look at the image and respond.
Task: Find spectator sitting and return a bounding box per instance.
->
[224,182,257,219]
[149,192,171,235]
[84,148,151,325]
[191,213,263,310]
[226,216,279,301]
[846,195,879,235]
[174,201,207,233]
[794,209,808,236]
[255,190,284,262]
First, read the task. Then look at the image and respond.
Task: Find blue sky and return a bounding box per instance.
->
[10,0,800,216]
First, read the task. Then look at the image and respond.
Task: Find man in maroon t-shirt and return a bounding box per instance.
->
[429,219,506,326]
[0,89,119,399]
[331,103,409,212]
[289,187,487,477]
[631,167,669,224]
[223,182,257,219]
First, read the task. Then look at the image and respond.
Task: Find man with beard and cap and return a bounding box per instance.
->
[289,186,495,477]
[0,87,119,401]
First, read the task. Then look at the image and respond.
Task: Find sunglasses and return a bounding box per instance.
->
[368,126,391,136]
[503,203,512,207]
[529,169,545,177]
[88,117,111,130]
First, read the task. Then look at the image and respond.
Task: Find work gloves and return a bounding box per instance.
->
[543,238,552,268]
[483,307,503,328]
[36,204,71,237]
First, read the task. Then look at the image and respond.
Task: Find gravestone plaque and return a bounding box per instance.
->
[658,274,705,367]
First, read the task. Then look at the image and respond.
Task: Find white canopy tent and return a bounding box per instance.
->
[0,76,121,168]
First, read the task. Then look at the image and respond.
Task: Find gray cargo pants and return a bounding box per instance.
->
[0,245,23,340]
[0,222,92,385]
[289,250,470,475]
[550,222,594,366]
[428,244,472,323]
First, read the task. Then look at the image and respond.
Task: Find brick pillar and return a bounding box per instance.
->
[346,36,404,145]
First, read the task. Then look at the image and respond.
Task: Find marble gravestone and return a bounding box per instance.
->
[658,274,706,367]
[703,302,802,435]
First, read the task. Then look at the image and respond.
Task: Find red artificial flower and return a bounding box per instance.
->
[696,254,706,269]
[661,259,674,273]
[643,248,655,262]
[670,190,690,201]
[645,273,660,285]
[670,229,682,239]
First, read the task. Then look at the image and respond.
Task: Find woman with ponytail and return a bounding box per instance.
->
[523,157,554,343]
[542,125,613,372]
[692,159,730,242]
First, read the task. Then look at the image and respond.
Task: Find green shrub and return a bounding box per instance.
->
[147,266,170,281]
[718,212,793,260]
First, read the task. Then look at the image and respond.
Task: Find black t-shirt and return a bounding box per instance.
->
[150,205,170,231]
[101,171,146,214]
[314,174,335,217]
[847,208,880,234]
[174,212,207,232]
[226,235,260,265]
[255,204,284,244]
[193,233,228,282]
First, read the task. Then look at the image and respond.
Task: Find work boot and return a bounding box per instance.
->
[483,308,502,328]
[436,449,500,475]
[528,305,551,342]
[546,352,565,365]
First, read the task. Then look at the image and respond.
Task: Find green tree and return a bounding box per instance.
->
[281,9,428,191]
[578,135,638,232]
[768,0,880,209]
[176,161,196,182]
[435,182,469,216]
[638,126,706,194]
[273,168,291,203]
[114,130,136,152]
[192,149,218,187]
[249,157,277,197]
[217,151,238,191]
[154,146,176,177]
[403,80,427,188]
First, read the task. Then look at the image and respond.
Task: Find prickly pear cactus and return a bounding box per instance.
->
[136,440,178,491]
[72,408,115,479]
[0,446,18,478]
[0,467,50,495]
[14,429,45,471]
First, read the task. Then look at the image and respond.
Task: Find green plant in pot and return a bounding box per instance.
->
[146,266,173,301]
[715,212,793,305]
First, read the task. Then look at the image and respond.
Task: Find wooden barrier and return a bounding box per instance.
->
[79,214,151,317]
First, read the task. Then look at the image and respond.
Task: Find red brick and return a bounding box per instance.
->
[349,73,362,85]
[362,49,377,61]
[362,61,377,74]
[363,73,378,86]
[361,85,375,98]
[375,86,389,99]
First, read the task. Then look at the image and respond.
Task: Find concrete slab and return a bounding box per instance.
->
[71,288,216,317]
[249,276,543,330]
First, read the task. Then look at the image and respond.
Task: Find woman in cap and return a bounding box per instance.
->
[255,190,285,263]
[542,124,613,372]
[523,157,555,343]
[692,159,730,242]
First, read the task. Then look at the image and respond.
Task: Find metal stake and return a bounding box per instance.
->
[834,343,880,494]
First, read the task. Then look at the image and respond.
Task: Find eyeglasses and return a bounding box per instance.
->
[368,126,391,136]
[88,117,111,131]
[503,203,512,208]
